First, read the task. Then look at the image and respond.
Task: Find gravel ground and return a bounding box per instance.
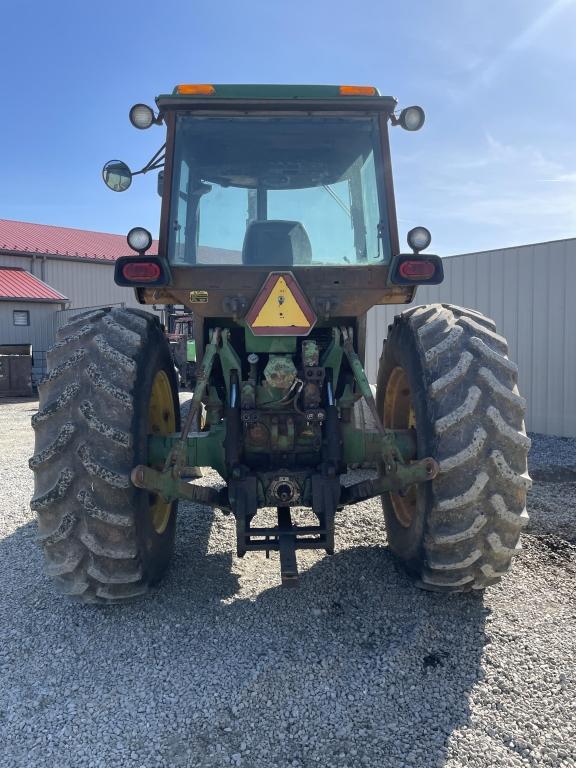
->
[0,398,575,768]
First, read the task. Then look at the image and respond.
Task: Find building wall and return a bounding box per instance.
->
[0,301,61,348]
[366,237,576,437]
[0,253,161,382]
[0,253,154,312]
[0,300,65,381]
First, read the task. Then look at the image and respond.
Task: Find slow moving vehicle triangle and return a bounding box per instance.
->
[246,272,317,336]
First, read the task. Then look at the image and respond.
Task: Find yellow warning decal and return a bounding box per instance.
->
[251,276,311,328]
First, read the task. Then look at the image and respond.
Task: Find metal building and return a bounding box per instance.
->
[366,237,576,438]
[0,268,68,342]
[0,219,160,382]
[0,268,69,394]
[0,219,156,309]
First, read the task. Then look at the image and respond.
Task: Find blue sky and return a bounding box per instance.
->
[1,0,575,255]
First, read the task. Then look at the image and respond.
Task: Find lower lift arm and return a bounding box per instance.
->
[131,328,230,511]
[338,326,438,505]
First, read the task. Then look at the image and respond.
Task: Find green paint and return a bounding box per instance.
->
[337,383,356,410]
[147,422,420,499]
[244,328,296,354]
[302,339,319,367]
[256,384,292,407]
[133,464,228,510]
[341,458,435,504]
[341,425,416,465]
[149,423,227,479]
[342,340,374,401]
[164,337,219,472]
[320,328,344,389]
[241,381,256,409]
[263,355,297,390]
[206,385,224,427]
[219,329,243,399]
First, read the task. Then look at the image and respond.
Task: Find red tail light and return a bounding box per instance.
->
[399,260,437,279]
[121,262,161,282]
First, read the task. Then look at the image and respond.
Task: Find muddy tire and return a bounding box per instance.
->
[376,303,531,592]
[30,307,181,603]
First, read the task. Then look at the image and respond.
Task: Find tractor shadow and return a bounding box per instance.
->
[185,543,489,768]
[167,496,241,602]
[0,508,488,768]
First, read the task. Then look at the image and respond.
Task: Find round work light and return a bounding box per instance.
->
[400,106,425,131]
[407,226,432,253]
[127,227,153,253]
[129,103,156,130]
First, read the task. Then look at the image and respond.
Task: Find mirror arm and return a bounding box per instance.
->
[132,159,165,177]
[132,144,166,176]
[147,143,166,167]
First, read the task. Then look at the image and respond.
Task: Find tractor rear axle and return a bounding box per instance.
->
[131,430,438,584]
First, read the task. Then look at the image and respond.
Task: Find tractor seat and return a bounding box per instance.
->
[242,220,312,266]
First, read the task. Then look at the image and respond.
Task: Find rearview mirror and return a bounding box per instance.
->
[102,160,132,192]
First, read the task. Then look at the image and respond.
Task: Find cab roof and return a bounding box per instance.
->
[155,84,397,113]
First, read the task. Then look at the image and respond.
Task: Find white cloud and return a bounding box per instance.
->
[446,134,565,177]
[395,134,576,253]
[545,172,576,183]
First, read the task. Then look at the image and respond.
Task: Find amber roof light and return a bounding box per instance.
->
[339,85,377,96]
[175,84,215,95]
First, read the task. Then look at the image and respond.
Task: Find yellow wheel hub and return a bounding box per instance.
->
[383,366,418,528]
[148,370,176,534]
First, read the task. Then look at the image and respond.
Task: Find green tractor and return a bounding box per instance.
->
[30,84,531,602]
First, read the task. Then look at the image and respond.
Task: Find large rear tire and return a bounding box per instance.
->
[376,303,531,591]
[30,307,181,603]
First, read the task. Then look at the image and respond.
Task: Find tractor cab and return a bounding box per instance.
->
[103,85,441,332]
[165,106,387,268]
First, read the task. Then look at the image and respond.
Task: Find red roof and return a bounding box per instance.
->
[0,219,240,264]
[0,268,68,302]
[0,218,154,262]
